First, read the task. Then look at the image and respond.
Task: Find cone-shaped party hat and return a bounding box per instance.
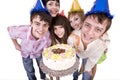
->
[30,0,49,15]
[85,0,113,19]
[69,0,84,13]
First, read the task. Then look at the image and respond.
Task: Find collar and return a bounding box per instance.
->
[27,27,50,41]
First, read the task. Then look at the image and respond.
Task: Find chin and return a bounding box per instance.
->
[35,34,43,39]
[51,14,57,17]
[58,36,63,38]
[82,38,92,45]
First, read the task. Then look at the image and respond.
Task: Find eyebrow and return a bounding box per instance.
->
[84,22,90,25]
[96,26,104,30]
[85,21,104,30]
[33,21,40,24]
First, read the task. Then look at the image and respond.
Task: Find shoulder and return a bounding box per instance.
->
[69,30,81,37]
[68,30,81,43]
[8,25,30,31]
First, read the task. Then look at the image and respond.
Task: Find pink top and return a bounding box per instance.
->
[8,25,51,58]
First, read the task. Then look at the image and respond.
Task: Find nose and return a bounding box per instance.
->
[53,5,56,9]
[53,4,59,10]
[38,25,43,31]
[55,28,61,35]
[88,29,94,36]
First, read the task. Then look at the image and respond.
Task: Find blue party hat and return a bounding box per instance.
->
[30,0,49,15]
[85,0,113,19]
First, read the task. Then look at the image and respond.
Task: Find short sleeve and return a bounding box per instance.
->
[7,25,29,39]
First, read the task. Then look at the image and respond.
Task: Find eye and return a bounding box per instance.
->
[34,22,40,26]
[95,28,102,33]
[36,23,39,26]
[55,3,60,7]
[43,23,49,28]
[48,3,52,6]
[59,26,63,28]
[84,23,90,28]
[74,18,78,21]
[54,26,63,30]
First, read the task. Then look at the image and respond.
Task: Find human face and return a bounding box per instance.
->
[46,0,60,17]
[81,16,107,46]
[31,16,49,39]
[54,25,65,38]
[69,14,82,30]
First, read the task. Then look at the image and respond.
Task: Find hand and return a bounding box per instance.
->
[15,44,21,51]
[12,39,21,51]
[104,48,108,53]
[85,70,93,77]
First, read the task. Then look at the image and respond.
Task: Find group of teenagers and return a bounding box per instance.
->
[7,0,113,80]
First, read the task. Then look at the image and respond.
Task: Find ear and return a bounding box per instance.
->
[30,21,33,27]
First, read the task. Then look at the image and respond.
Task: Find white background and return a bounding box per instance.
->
[0,0,119,80]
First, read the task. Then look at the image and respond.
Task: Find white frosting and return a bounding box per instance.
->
[43,54,76,70]
[42,44,76,71]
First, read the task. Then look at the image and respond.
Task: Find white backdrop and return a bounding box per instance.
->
[0,0,119,80]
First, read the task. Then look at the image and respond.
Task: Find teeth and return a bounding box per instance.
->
[37,31,43,34]
[51,10,57,14]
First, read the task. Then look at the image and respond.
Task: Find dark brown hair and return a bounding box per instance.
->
[42,0,60,6]
[30,11,52,27]
[50,15,73,45]
[85,13,112,33]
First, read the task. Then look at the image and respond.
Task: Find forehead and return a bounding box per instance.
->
[84,16,98,24]
[69,12,82,19]
[32,15,41,21]
[32,15,48,23]
[71,13,80,17]
[47,0,59,3]
[84,16,108,29]
[69,14,80,19]
[54,25,63,28]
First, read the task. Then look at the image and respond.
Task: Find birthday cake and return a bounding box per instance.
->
[42,44,76,71]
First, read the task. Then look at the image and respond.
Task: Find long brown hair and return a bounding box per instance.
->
[42,0,60,7]
[50,15,73,45]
